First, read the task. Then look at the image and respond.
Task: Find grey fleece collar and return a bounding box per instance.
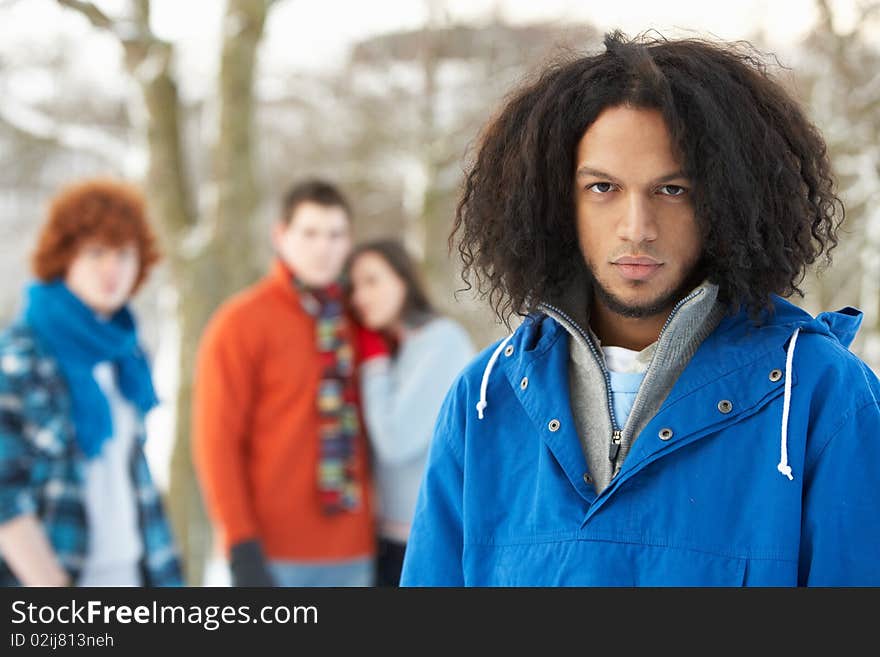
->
[540,277,725,493]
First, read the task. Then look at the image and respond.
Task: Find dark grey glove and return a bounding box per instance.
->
[229,539,275,587]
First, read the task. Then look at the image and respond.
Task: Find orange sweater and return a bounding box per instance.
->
[192,260,375,560]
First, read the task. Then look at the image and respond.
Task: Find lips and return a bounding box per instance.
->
[611,256,663,281]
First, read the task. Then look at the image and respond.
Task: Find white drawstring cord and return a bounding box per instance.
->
[476,334,514,420]
[778,327,800,481]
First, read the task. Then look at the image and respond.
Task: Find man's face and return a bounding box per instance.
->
[64,239,140,317]
[574,105,702,318]
[273,201,352,288]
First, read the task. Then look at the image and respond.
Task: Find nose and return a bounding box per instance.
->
[351,284,367,308]
[314,235,339,258]
[108,252,124,268]
[353,295,372,323]
[100,252,125,280]
[616,194,658,244]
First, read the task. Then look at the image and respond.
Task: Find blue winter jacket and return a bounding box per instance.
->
[399,297,880,586]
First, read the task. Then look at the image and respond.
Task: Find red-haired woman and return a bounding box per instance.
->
[0,179,182,586]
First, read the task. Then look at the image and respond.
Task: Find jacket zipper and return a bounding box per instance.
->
[538,302,622,462]
[539,288,703,469]
[609,429,622,461]
[655,288,704,344]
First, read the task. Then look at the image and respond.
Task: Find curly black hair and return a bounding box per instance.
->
[451,31,844,325]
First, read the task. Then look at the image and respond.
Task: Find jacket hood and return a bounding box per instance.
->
[730,296,863,350]
[809,306,862,348]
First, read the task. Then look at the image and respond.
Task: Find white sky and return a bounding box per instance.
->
[0,0,872,104]
[177,0,867,71]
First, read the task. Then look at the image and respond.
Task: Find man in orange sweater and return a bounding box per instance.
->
[193,180,375,586]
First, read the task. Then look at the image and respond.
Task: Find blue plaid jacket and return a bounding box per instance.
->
[0,322,182,587]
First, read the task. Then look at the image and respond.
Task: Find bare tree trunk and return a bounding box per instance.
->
[57,0,273,584]
[168,0,271,585]
[214,0,268,288]
[418,0,456,308]
[137,49,210,586]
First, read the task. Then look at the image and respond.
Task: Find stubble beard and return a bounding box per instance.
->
[586,259,705,319]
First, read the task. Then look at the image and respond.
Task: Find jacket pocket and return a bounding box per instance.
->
[463,539,749,586]
[631,543,747,586]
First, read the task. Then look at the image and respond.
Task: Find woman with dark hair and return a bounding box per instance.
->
[400,32,880,586]
[346,240,474,586]
[0,179,181,587]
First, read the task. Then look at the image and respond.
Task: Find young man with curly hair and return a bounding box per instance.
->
[400,32,880,586]
[0,179,182,587]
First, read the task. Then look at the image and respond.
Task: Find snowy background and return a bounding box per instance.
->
[1,0,877,584]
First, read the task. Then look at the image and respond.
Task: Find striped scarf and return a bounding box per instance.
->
[294,277,362,514]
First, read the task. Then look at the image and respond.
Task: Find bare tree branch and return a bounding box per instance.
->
[56,0,157,49]
[133,0,149,24]
[817,0,880,40]
[859,1,880,20]
[55,0,115,31]
[0,99,128,163]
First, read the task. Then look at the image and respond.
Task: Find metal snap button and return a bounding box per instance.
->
[717,400,733,414]
[504,345,514,357]
[520,376,528,390]
[583,473,593,484]
[769,369,782,382]
[548,419,561,432]
[658,427,673,441]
